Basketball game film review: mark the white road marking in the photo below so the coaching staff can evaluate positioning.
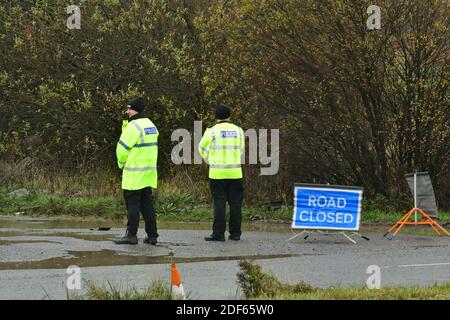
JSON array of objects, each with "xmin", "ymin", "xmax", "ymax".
[
  {"xmin": 397, "ymin": 262, "xmax": 450, "ymax": 268},
  {"xmin": 381, "ymin": 262, "xmax": 450, "ymax": 269}
]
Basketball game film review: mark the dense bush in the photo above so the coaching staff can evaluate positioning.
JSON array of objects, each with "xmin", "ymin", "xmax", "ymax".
[{"xmin": 0, "ymin": 0, "xmax": 448, "ymax": 209}]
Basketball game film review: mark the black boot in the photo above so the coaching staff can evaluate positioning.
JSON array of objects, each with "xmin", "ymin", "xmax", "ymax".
[
  {"xmin": 143, "ymin": 236, "xmax": 157, "ymax": 245},
  {"xmin": 204, "ymin": 234, "xmax": 225, "ymax": 241},
  {"xmin": 114, "ymin": 231, "xmax": 138, "ymax": 245}
]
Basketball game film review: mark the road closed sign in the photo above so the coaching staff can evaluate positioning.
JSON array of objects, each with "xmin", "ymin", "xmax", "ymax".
[{"xmin": 292, "ymin": 184, "xmax": 363, "ymax": 231}]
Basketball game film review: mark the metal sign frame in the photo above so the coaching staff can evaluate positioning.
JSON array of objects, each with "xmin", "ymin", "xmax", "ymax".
[
  {"xmin": 404, "ymin": 171, "xmax": 438, "ymax": 219},
  {"xmin": 384, "ymin": 171, "xmax": 449, "ymax": 239}
]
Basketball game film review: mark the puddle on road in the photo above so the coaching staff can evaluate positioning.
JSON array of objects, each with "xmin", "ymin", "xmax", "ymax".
[
  {"xmin": 0, "ymin": 250, "xmax": 305, "ymax": 270},
  {"xmin": 37, "ymin": 232, "xmax": 115, "ymax": 242},
  {"xmin": 0, "ymin": 217, "xmax": 290, "ymax": 233},
  {"xmin": 0, "ymin": 230, "xmax": 115, "ymax": 242},
  {"xmin": 0, "ymin": 216, "xmax": 445, "ymax": 236},
  {"xmin": 0, "ymin": 240, "xmax": 62, "ymax": 246},
  {"xmin": 0, "ymin": 218, "xmax": 208, "ymax": 230}
]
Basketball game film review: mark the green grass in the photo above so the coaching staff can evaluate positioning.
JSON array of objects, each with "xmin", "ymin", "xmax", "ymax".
[
  {"xmin": 64, "ymin": 261, "xmax": 450, "ymax": 300},
  {"xmin": 68, "ymin": 279, "xmax": 173, "ymax": 300},
  {"xmin": 237, "ymin": 260, "xmax": 450, "ymax": 300},
  {"xmin": 61, "ymin": 261, "xmax": 450, "ymax": 300},
  {"xmin": 0, "ymin": 189, "xmax": 449, "ymax": 224},
  {"xmin": 255, "ymin": 284, "xmax": 450, "ymax": 300},
  {"xmin": 363, "ymin": 210, "xmax": 450, "ymax": 224},
  {"xmin": 0, "ymin": 192, "xmax": 125, "ymax": 219},
  {"xmin": 1, "ymin": 165, "xmax": 449, "ymax": 223}
]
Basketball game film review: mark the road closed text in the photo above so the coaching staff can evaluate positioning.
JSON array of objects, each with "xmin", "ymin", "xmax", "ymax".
[
  {"xmin": 297, "ymin": 196, "xmax": 353, "ymax": 223},
  {"xmin": 293, "ymin": 187, "xmax": 363, "ymax": 230},
  {"xmin": 298, "ymin": 210, "xmax": 354, "ymax": 224}
]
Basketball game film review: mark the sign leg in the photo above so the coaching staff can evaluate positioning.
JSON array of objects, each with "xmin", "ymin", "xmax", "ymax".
[
  {"xmin": 341, "ymin": 232, "xmax": 357, "ymax": 244},
  {"xmin": 286, "ymin": 230, "xmax": 306, "ymax": 242},
  {"xmin": 353, "ymin": 232, "xmax": 370, "ymax": 241}
]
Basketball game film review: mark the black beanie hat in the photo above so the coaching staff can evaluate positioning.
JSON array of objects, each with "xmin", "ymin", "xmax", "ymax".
[
  {"xmin": 215, "ymin": 103, "xmax": 231, "ymax": 120},
  {"xmin": 128, "ymin": 97, "xmax": 145, "ymax": 113}
]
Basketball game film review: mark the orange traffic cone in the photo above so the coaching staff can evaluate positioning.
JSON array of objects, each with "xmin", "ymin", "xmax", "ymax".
[{"xmin": 171, "ymin": 263, "xmax": 186, "ymax": 300}]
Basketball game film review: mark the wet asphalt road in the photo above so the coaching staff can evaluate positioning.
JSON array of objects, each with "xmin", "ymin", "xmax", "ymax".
[{"xmin": 0, "ymin": 216, "xmax": 449, "ymax": 300}]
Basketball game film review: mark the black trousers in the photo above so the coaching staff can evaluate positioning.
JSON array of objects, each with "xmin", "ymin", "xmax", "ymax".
[
  {"xmin": 124, "ymin": 187, "xmax": 158, "ymax": 238},
  {"xmin": 209, "ymin": 179, "xmax": 244, "ymax": 237}
]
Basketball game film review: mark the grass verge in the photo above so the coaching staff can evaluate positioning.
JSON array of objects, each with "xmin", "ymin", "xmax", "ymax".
[
  {"xmin": 0, "ymin": 189, "xmax": 449, "ymax": 224},
  {"xmin": 237, "ymin": 260, "xmax": 450, "ymax": 300},
  {"xmin": 68, "ymin": 261, "xmax": 450, "ymax": 300},
  {"xmin": 68, "ymin": 279, "xmax": 173, "ymax": 300}
]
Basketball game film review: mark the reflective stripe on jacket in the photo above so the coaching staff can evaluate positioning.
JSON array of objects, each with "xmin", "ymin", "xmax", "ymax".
[
  {"xmin": 198, "ymin": 122, "xmax": 244, "ymax": 179},
  {"xmin": 116, "ymin": 118, "xmax": 158, "ymax": 190}
]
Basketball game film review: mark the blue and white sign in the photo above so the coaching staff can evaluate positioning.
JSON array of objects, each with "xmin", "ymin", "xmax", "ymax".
[
  {"xmin": 144, "ymin": 127, "xmax": 157, "ymax": 135},
  {"xmin": 220, "ymin": 131, "xmax": 237, "ymax": 138},
  {"xmin": 292, "ymin": 184, "xmax": 363, "ymax": 231}
]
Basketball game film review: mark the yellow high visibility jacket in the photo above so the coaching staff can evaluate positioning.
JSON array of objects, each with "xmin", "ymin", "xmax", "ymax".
[
  {"xmin": 116, "ymin": 117, "xmax": 158, "ymax": 190},
  {"xmin": 198, "ymin": 121, "xmax": 245, "ymax": 179}
]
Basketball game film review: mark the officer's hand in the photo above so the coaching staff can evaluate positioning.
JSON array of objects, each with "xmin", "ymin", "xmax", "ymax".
[{"xmin": 122, "ymin": 120, "xmax": 128, "ymax": 131}]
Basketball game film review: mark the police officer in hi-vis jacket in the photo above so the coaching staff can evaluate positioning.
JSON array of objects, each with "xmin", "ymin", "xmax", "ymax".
[
  {"xmin": 199, "ymin": 103, "xmax": 245, "ymax": 241},
  {"xmin": 115, "ymin": 97, "xmax": 159, "ymax": 245}
]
